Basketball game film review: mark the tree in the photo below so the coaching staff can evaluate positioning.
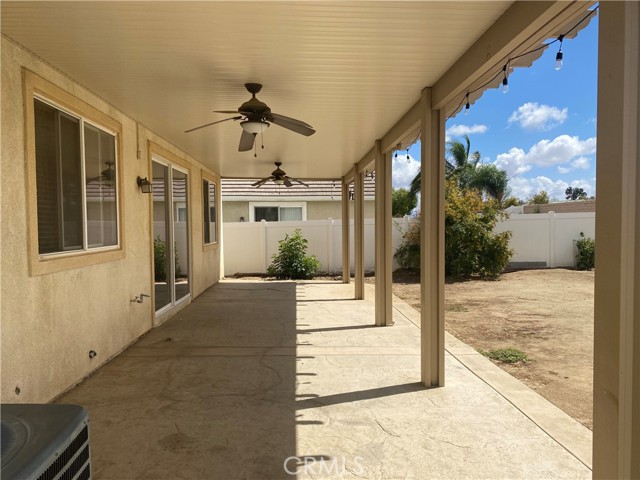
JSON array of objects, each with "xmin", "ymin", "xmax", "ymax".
[
  {"xmin": 409, "ymin": 135, "xmax": 509, "ymax": 205},
  {"xmin": 527, "ymin": 190, "xmax": 550, "ymax": 205},
  {"xmin": 394, "ymin": 179, "xmax": 513, "ymax": 279},
  {"xmin": 565, "ymin": 187, "xmax": 587, "ymax": 200},
  {"xmin": 392, "ymin": 188, "xmax": 418, "ymax": 217},
  {"xmin": 502, "ymin": 196, "xmax": 522, "ymax": 208},
  {"xmin": 468, "ymin": 164, "xmax": 510, "ymax": 204}
]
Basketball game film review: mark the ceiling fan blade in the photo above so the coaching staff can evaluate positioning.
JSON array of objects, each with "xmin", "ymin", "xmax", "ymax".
[
  {"xmin": 213, "ymin": 110, "xmax": 241, "ymax": 114},
  {"xmin": 288, "ymin": 177, "xmax": 309, "ymax": 187},
  {"xmin": 269, "ymin": 113, "xmax": 316, "ymax": 136},
  {"xmin": 238, "ymin": 130, "xmax": 256, "ymax": 151},
  {"xmin": 270, "ymin": 113, "xmax": 314, "ymax": 129},
  {"xmin": 284, "ymin": 178, "xmax": 293, "ymax": 188},
  {"xmin": 252, "ymin": 177, "xmax": 272, "ymax": 188},
  {"xmin": 185, "ymin": 116, "xmax": 241, "ymax": 133}
]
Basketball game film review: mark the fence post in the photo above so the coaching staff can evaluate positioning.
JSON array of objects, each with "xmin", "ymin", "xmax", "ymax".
[
  {"xmin": 548, "ymin": 211, "xmax": 556, "ymax": 268},
  {"xmin": 327, "ymin": 218, "xmax": 334, "ymax": 274},
  {"xmin": 260, "ymin": 219, "xmax": 268, "ymax": 273}
]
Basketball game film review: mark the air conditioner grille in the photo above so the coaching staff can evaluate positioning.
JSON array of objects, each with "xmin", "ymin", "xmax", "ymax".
[
  {"xmin": 77, "ymin": 464, "xmax": 90, "ymax": 480},
  {"xmin": 37, "ymin": 425, "xmax": 89, "ymax": 480}
]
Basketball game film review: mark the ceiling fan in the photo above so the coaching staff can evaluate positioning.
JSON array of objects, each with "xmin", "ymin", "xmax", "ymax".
[
  {"xmin": 185, "ymin": 83, "xmax": 316, "ymax": 153},
  {"xmin": 86, "ymin": 161, "xmax": 115, "ymax": 185},
  {"xmin": 252, "ymin": 162, "xmax": 309, "ymax": 188}
]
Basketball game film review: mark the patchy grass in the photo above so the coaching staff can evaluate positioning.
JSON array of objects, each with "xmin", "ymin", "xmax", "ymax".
[
  {"xmin": 446, "ymin": 303, "xmax": 467, "ymax": 312},
  {"xmin": 478, "ymin": 347, "xmax": 528, "ymax": 364}
]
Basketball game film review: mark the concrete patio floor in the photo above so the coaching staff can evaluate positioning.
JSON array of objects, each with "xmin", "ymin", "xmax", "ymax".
[{"xmin": 58, "ymin": 281, "xmax": 592, "ymax": 480}]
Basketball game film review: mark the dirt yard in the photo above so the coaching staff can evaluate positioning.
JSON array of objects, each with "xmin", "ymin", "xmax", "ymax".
[{"xmin": 388, "ymin": 269, "xmax": 595, "ymax": 430}]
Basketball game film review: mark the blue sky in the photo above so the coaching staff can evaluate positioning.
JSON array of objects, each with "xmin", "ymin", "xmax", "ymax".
[{"xmin": 393, "ymin": 11, "xmax": 598, "ymax": 201}]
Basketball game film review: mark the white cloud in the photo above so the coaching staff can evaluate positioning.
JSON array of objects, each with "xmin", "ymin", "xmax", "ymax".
[
  {"xmin": 509, "ymin": 176, "xmax": 595, "ymax": 201},
  {"xmin": 557, "ymin": 166, "xmax": 571, "ymax": 174},
  {"xmin": 493, "ymin": 135, "xmax": 596, "ymax": 177},
  {"xmin": 508, "ymin": 102, "xmax": 568, "ymax": 131},
  {"xmin": 571, "ymin": 156, "xmax": 591, "ymax": 170},
  {"xmin": 446, "ymin": 124, "xmax": 488, "ymax": 139},
  {"xmin": 392, "ymin": 154, "xmax": 420, "ymax": 190}
]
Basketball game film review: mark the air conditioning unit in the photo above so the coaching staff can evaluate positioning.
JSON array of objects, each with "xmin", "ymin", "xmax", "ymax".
[{"xmin": 1, "ymin": 404, "xmax": 91, "ymax": 480}]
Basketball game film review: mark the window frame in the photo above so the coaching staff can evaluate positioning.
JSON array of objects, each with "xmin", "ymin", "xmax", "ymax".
[
  {"xmin": 202, "ymin": 173, "xmax": 220, "ymax": 249},
  {"xmin": 248, "ymin": 202, "xmax": 307, "ymax": 222},
  {"xmin": 24, "ymin": 70, "xmax": 124, "ymax": 276}
]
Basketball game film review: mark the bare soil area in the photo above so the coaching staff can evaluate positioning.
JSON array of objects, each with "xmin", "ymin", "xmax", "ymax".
[{"xmin": 388, "ymin": 268, "xmax": 595, "ymax": 429}]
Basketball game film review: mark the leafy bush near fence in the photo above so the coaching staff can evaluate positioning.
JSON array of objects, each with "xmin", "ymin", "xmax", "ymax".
[
  {"xmin": 394, "ymin": 179, "xmax": 513, "ymax": 280},
  {"xmin": 268, "ymin": 229, "xmax": 321, "ymax": 280},
  {"xmin": 154, "ymin": 236, "xmax": 181, "ymax": 282},
  {"xmin": 575, "ymin": 232, "xmax": 595, "ymax": 271}
]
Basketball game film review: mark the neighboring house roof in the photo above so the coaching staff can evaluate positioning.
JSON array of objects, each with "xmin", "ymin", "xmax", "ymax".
[
  {"xmin": 221, "ymin": 177, "xmax": 375, "ymax": 201},
  {"xmin": 522, "ymin": 199, "xmax": 596, "ymax": 214}
]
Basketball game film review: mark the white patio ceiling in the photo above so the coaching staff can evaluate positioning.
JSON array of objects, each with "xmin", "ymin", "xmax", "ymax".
[{"xmin": 2, "ymin": 2, "xmax": 518, "ymax": 179}]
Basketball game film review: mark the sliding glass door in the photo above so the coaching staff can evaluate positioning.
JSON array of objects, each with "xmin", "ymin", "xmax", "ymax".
[{"xmin": 152, "ymin": 159, "xmax": 190, "ymax": 315}]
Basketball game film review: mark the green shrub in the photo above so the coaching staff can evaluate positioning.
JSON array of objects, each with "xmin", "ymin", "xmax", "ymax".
[
  {"xmin": 394, "ymin": 220, "xmax": 420, "ymax": 270},
  {"xmin": 154, "ymin": 236, "xmax": 167, "ymax": 282},
  {"xmin": 267, "ymin": 229, "xmax": 321, "ymax": 280},
  {"xmin": 153, "ymin": 236, "xmax": 181, "ymax": 282},
  {"xmin": 394, "ymin": 180, "xmax": 513, "ymax": 279},
  {"xmin": 575, "ymin": 233, "xmax": 595, "ymax": 270},
  {"xmin": 478, "ymin": 347, "xmax": 528, "ymax": 364}
]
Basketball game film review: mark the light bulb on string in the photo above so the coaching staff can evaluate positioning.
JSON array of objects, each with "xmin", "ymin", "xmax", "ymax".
[
  {"xmin": 464, "ymin": 94, "xmax": 470, "ymax": 115},
  {"xmin": 501, "ymin": 65, "xmax": 509, "ymax": 94},
  {"xmin": 406, "ymin": 148, "xmax": 410, "ymax": 162},
  {"xmin": 555, "ymin": 35, "xmax": 564, "ymax": 71}
]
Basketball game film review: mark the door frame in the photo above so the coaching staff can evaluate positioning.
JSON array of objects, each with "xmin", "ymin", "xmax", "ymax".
[{"xmin": 147, "ymin": 142, "xmax": 193, "ymax": 326}]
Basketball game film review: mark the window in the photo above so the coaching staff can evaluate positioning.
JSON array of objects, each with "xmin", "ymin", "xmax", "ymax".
[
  {"xmin": 251, "ymin": 203, "xmax": 305, "ymax": 222},
  {"xmin": 203, "ymin": 179, "xmax": 217, "ymax": 244},
  {"xmin": 34, "ymin": 97, "xmax": 118, "ymax": 255}
]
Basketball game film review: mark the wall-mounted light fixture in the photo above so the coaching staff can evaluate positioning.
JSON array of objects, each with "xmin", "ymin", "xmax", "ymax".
[{"xmin": 137, "ymin": 176, "xmax": 153, "ymax": 193}]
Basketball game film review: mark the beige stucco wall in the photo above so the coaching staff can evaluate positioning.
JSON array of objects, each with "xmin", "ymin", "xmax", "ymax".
[
  {"xmin": 222, "ymin": 200, "xmax": 375, "ymax": 222},
  {"xmin": 0, "ymin": 37, "xmax": 221, "ymax": 403}
]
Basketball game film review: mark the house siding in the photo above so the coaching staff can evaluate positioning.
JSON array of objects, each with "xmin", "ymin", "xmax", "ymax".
[
  {"xmin": 0, "ymin": 38, "xmax": 221, "ymax": 403},
  {"xmin": 222, "ymin": 200, "xmax": 375, "ymax": 222}
]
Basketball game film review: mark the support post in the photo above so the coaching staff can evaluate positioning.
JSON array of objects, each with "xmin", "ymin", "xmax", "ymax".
[
  {"xmin": 342, "ymin": 177, "xmax": 350, "ymax": 284},
  {"xmin": 375, "ymin": 140, "xmax": 393, "ymax": 326},
  {"xmin": 354, "ymin": 166, "xmax": 365, "ymax": 300},
  {"xmin": 593, "ymin": 3, "xmax": 640, "ymax": 478},
  {"xmin": 420, "ymin": 88, "xmax": 445, "ymax": 387}
]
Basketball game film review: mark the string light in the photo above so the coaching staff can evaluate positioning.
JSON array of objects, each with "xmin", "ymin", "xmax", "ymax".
[
  {"xmin": 406, "ymin": 148, "xmax": 410, "ymax": 161},
  {"xmin": 555, "ymin": 34, "xmax": 564, "ymax": 70},
  {"xmin": 394, "ymin": 143, "xmax": 401, "ymax": 159},
  {"xmin": 501, "ymin": 65, "xmax": 509, "ymax": 94},
  {"xmin": 448, "ymin": 6, "xmax": 597, "ymax": 119}
]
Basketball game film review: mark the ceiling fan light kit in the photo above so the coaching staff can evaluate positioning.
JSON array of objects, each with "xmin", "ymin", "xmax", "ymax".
[{"xmin": 240, "ymin": 120, "xmax": 269, "ymax": 135}]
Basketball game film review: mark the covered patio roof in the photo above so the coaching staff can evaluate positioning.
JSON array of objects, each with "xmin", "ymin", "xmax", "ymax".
[{"xmin": 0, "ymin": 1, "xmax": 586, "ymax": 179}]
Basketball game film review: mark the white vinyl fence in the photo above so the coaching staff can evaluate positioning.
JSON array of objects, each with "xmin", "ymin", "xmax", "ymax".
[
  {"xmin": 223, "ymin": 218, "xmax": 410, "ymax": 276},
  {"xmin": 495, "ymin": 212, "xmax": 595, "ymax": 268},
  {"xmin": 222, "ymin": 212, "xmax": 595, "ymax": 276}
]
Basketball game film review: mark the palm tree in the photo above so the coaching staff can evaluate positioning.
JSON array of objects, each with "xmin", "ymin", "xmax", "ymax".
[
  {"xmin": 469, "ymin": 164, "xmax": 510, "ymax": 204},
  {"xmin": 409, "ymin": 135, "xmax": 509, "ymax": 204}
]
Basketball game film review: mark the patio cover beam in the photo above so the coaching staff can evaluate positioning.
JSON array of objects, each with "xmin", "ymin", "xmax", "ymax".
[
  {"xmin": 342, "ymin": 177, "xmax": 350, "ymax": 284},
  {"xmin": 431, "ymin": 1, "xmax": 592, "ymax": 112},
  {"xmin": 374, "ymin": 140, "xmax": 393, "ymax": 326},
  {"xmin": 354, "ymin": 166, "xmax": 365, "ymax": 300},
  {"xmin": 593, "ymin": 2, "xmax": 640, "ymax": 478},
  {"xmin": 420, "ymin": 87, "xmax": 445, "ymax": 387}
]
